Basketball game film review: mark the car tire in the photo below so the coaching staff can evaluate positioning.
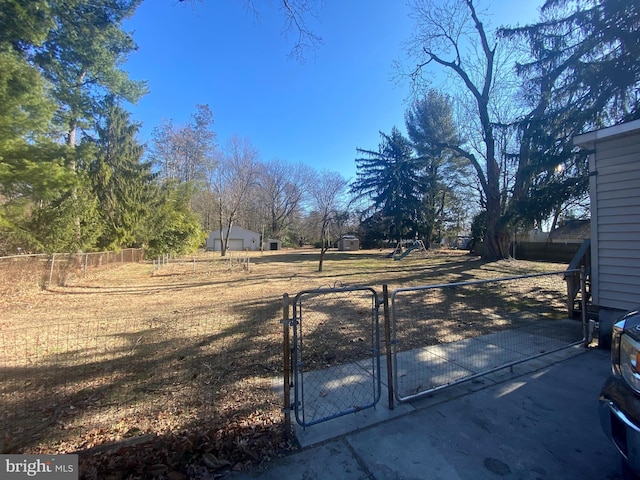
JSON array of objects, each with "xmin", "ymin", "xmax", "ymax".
[{"xmin": 622, "ymin": 459, "xmax": 640, "ymax": 480}]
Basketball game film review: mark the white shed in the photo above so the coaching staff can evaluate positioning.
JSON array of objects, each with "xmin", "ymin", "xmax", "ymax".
[
  {"xmin": 206, "ymin": 226, "xmax": 282, "ymax": 252},
  {"xmin": 574, "ymin": 119, "xmax": 640, "ymax": 339},
  {"xmin": 206, "ymin": 226, "xmax": 261, "ymax": 251}
]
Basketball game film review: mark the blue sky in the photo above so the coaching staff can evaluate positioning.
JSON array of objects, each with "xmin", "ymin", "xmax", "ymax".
[{"xmin": 122, "ymin": 0, "xmax": 543, "ymax": 182}]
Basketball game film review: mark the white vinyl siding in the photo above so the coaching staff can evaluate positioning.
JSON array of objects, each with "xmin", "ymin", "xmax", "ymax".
[
  {"xmin": 206, "ymin": 226, "xmax": 261, "ymax": 252},
  {"xmin": 591, "ymin": 130, "xmax": 640, "ymax": 311}
]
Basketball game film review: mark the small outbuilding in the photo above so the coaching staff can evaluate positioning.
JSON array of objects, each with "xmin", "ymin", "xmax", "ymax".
[
  {"xmin": 206, "ymin": 226, "xmax": 281, "ymax": 252},
  {"xmin": 337, "ymin": 235, "xmax": 359, "ymax": 251}
]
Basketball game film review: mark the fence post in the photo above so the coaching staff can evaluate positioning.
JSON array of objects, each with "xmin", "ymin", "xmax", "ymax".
[
  {"xmin": 580, "ymin": 266, "xmax": 588, "ymax": 347},
  {"xmin": 382, "ymin": 285, "xmax": 394, "ymax": 410},
  {"xmin": 282, "ymin": 293, "xmax": 292, "ymax": 439},
  {"xmin": 48, "ymin": 253, "xmax": 55, "ymax": 287}
]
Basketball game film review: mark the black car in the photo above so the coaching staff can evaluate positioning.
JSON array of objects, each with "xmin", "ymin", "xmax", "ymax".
[{"xmin": 600, "ymin": 309, "xmax": 640, "ymax": 479}]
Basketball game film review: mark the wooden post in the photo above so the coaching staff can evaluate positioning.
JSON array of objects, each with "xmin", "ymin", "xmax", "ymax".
[
  {"xmin": 383, "ymin": 285, "xmax": 394, "ymax": 410},
  {"xmin": 282, "ymin": 294, "xmax": 291, "ymax": 439},
  {"xmin": 48, "ymin": 253, "xmax": 55, "ymax": 287}
]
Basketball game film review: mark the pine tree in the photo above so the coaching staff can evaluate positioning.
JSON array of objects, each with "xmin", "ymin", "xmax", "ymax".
[
  {"xmin": 351, "ymin": 127, "xmax": 426, "ymax": 243},
  {"xmin": 90, "ymin": 99, "xmax": 155, "ymax": 250},
  {"xmin": 0, "ymin": 1, "xmax": 70, "ymax": 253},
  {"xmin": 501, "ymin": 0, "xmax": 640, "ymax": 225},
  {"xmin": 405, "ymin": 90, "xmax": 472, "ymax": 245},
  {"xmin": 35, "ymin": 0, "xmax": 147, "ymax": 148}
]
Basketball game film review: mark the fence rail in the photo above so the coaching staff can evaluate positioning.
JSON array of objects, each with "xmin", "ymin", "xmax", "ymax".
[
  {"xmin": 389, "ymin": 269, "xmax": 585, "ymax": 402},
  {"xmin": 283, "ymin": 269, "xmax": 587, "ymax": 422}
]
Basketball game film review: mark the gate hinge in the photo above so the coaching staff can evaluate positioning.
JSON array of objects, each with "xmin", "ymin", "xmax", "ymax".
[
  {"xmin": 281, "ymin": 401, "xmax": 298, "ymax": 413},
  {"xmin": 281, "ymin": 317, "xmax": 298, "ymax": 327}
]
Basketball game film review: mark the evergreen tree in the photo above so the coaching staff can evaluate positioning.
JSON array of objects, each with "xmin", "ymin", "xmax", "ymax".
[
  {"xmin": 34, "ymin": 0, "xmax": 147, "ymax": 148},
  {"xmin": 351, "ymin": 127, "xmax": 426, "ymax": 243},
  {"xmin": 27, "ymin": 175, "xmax": 103, "ymax": 253},
  {"xmin": 405, "ymin": 90, "xmax": 472, "ymax": 244},
  {"xmin": 90, "ymin": 99, "xmax": 155, "ymax": 250},
  {"xmin": 145, "ymin": 181, "xmax": 206, "ymax": 258},
  {"xmin": 500, "ymin": 0, "xmax": 640, "ymax": 226},
  {"xmin": 0, "ymin": 0, "xmax": 71, "ymax": 253}
]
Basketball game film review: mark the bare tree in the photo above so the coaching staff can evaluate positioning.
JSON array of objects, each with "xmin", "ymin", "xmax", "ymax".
[
  {"xmin": 151, "ymin": 104, "xmax": 217, "ymax": 184},
  {"xmin": 179, "ymin": 0, "xmax": 323, "ymax": 60},
  {"xmin": 404, "ymin": 0, "xmax": 511, "ymax": 260},
  {"xmin": 211, "ymin": 135, "xmax": 260, "ymax": 256},
  {"xmin": 307, "ymin": 170, "xmax": 349, "ymax": 272},
  {"xmin": 256, "ymin": 159, "xmax": 313, "ymax": 243}
]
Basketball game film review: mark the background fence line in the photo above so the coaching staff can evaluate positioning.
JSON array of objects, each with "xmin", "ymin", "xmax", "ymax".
[{"xmin": 0, "ymin": 248, "xmax": 144, "ymax": 292}]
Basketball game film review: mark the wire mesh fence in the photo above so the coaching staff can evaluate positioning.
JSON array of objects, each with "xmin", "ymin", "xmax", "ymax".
[
  {"xmin": 0, "ymin": 249, "xmax": 144, "ymax": 293},
  {"xmin": 0, "ymin": 302, "xmax": 277, "ymax": 454},
  {"xmin": 291, "ymin": 287, "xmax": 381, "ymax": 427},
  {"xmin": 151, "ymin": 251, "xmax": 252, "ymax": 276},
  {"xmin": 390, "ymin": 270, "xmax": 585, "ymax": 402}
]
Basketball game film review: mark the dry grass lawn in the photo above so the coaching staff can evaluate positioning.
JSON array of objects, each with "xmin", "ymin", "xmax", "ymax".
[{"xmin": 0, "ymin": 248, "xmax": 570, "ymax": 479}]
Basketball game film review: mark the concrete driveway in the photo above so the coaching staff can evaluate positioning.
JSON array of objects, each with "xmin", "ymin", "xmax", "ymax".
[{"xmin": 229, "ymin": 347, "xmax": 623, "ymax": 480}]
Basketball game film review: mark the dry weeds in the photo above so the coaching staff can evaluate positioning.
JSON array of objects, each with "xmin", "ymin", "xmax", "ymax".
[{"xmin": 0, "ymin": 248, "xmax": 570, "ymax": 479}]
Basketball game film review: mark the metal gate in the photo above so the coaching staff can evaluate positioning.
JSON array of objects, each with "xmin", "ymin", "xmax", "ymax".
[
  {"xmin": 390, "ymin": 270, "xmax": 587, "ymax": 403},
  {"xmin": 281, "ymin": 269, "xmax": 588, "ymax": 426},
  {"xmin": 287, "ymin": 287, "xmax": 381, "ymax": 427}
]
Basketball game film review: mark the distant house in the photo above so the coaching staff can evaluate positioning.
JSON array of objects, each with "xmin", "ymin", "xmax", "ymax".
[
  {"xmin": 337, "ymin": 235, "xmax": 359, "ymax": 251},
  {"xmin": 574, "ymin": 119, "xmax": 640, "ymax": 340},
  {"xmin": 206, "ymin": 226, "xmax": 281, "ymax": 252}
]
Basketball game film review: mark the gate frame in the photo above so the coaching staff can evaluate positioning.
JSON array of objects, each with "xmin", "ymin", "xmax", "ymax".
[
  {"xmin": 282, "ymin": 268, "xmax": 588, "ymax": 426},
  {"xmin": 286, "ymin": 286, "xmax": 382, "ymax": 427},
  {"xmin": 389, "ymin": 268, "xmax": 588, "ymax": 403}
]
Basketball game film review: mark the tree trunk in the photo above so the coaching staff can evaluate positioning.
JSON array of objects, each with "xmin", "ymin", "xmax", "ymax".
[
  {"xmin": 217, "ymin": 198, "xmax": 227, "ymax": 257},
  {"xmin": 318, "ymin": 227, "xmax": 328, "ymax": 272},
  {"xmin": 483, "ymin": 185, "xmax": 511, "ymax": 261}
]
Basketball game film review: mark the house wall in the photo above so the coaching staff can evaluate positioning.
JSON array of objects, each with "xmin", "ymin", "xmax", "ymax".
[{"xmin": 586, "ymin": 124, "xmax": 640, "ymax": 313}]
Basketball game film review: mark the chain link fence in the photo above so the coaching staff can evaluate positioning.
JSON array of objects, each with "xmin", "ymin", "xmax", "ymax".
[{"xmin": 390, "ymin": 270, "xmax": 585, "ymax": 402}]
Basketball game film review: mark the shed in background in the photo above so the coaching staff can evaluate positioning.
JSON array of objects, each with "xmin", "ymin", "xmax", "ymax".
[
  {"xmin": 206, "ymin": 226, "xmax": 261, "ymax": 251},
  {"xmin": 337, "ymin": 236, "xmax": 359, "ymax": 251}
]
